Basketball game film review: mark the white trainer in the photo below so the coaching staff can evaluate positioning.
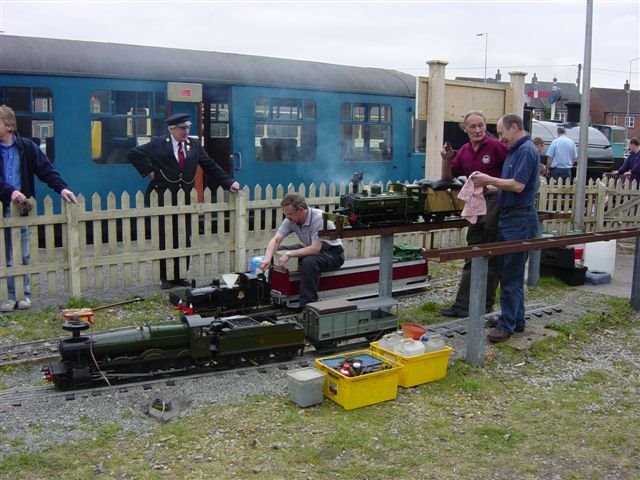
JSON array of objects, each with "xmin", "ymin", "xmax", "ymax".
[
  {"xmin": 17, "ymin": 298, "xmax": 32, "ymax": 310},
  {"xmin": 0, "ymin": 300, "xmax": 17, "ymax": 312}
]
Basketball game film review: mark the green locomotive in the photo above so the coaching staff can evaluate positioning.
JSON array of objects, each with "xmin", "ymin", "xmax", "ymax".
[
  {"xmin": 334, "ymin": 173, "xmax": 464, "ymax": 227},
  {"xmin": 44, "ymin": 299, "xmax": 399, "ymax": 390}
]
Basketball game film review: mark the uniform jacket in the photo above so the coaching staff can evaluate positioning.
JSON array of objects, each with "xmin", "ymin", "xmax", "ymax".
[
  {"xmin": 0, "ymin": 135, "xmax": 69, "ymax": 208},
  {"xmin": 127, "ymin": 135, "xmax": 235, "ymax": 204}
]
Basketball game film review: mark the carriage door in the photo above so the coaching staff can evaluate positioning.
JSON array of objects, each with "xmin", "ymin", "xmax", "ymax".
[
  {"xmin": 203, "ymin": 86, "xmax": 233, "ymax": 191},
  {"xmin": 167, "ymin": 82, "xmax": 204, "ymax": 197}
]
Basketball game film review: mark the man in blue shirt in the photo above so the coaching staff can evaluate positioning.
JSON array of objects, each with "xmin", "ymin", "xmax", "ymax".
[
  {"xmin": 0, "ymin": 105, "xmax": 77, "ymax": 311},
  {"xmin": 612, "ymin": 137, "xmax": 640, "ymax": 184},
  {"xmin": 472, "ymin": 114, "xmax": 540, "ymax": 343},
  {"xmin": 546, "ymin": 126, "xmax": 577, "ymax": 181}
]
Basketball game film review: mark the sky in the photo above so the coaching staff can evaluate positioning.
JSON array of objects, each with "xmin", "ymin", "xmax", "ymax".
[{"xmin": 1, "ymin": 0, "xmax": 639, "ymax": 90}]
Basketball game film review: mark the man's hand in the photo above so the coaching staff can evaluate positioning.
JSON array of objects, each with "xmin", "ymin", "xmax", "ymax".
[
  {"xmin": 10, "ymin": 190, "xmax": 26, "ymax": 204},
  {"xmin": 277, "ymin": 251, "xmax": 291, "ymax": 267},
  {"xmin": 440, "ymin": 142, "xmax": 455, "ymax": 162},
  {"xmin": 229, "ymin": 181, "xmax": 240, "ymax": 193},
  {"xmin": 61, "ymin": 189, "xmax": 78, "ymax": 204}
]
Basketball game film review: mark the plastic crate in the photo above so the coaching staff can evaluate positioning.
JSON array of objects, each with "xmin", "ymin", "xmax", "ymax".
[
  {"xmin": 315, "ymin": 350, "xmax": 402, "ymax": 410},
  {"xmin": 370, "ymin": 342, "xmax": 453, "ymax": 388},
  {"xmin": 287, "ymin": 367, "xmax": 325, "ymax": 408}
]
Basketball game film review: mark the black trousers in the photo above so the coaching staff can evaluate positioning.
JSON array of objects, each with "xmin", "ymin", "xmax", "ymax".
[
  {"xmin": 158, "ymin": 213, "xmax": 191, "ymax": 282},
  {"xmin": 285, "ymin": 245, "xmax": 344, "ymax": 308},
  {"xmin": 148, "ymin": 185, "xmax": 192, "ymax": 283},
  {"xmin": 453, "ymin": 195, "xmax": 499, "ymax": 310}
]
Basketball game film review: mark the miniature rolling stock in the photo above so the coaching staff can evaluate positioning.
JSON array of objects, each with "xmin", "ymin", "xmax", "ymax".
[
  {"xmin": 43, "ymin": 299, "xmax": 399, "ymax": 390},
  {"xmin": 335, "ymin": 176, "xmax": 465, "ymax": 228}
]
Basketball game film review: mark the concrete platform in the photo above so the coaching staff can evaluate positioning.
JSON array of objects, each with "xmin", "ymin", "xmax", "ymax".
[
  {"xmin": 574, "ymin": 241, "xmax": 636, "ymax": 299},
  {"xmin": 508, "ymin": 325, "xmax": 560, "ymax": 350}
]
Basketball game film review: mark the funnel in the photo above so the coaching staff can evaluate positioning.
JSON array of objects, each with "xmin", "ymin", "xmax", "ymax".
[
  {"xmin": 222, "ymin": 273, "xmax": 239, "ymax": 288},
  {"xmin": 401, "ymin": 323, "xmax": 426, "ymax": 340}
]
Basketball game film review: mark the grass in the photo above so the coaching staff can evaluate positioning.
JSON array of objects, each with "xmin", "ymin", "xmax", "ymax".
[{"xmin": 0, "ymin": 288, "xmax": 638, "ymax": 479}]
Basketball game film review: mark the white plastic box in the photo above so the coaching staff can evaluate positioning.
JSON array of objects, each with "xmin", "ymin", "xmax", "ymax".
[
  {"xmin": 287, "ymin": 367, "xmax": 325, "ymax": 407},
  {"xmin": 584, "ymin": 240, "xmax": 616, "ymax": 275}
]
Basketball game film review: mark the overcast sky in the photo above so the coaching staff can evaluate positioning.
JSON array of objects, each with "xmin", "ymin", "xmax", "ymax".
[{"xmin": 1, "ymin": 0, "xmax": 639, "ymax": 90}]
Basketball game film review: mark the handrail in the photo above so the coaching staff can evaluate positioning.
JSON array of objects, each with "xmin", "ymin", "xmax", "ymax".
[{"xmin": 423, "ymin": 228, "xmax": 640, "ymax": 261}]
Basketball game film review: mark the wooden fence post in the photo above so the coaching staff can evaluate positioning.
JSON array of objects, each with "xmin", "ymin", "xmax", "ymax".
[
  {"xmin": 235, "ymin": 188, "xmax": 248, "ymax": 272},
  {"xmin": 596, "ymin": 179, "xmax": 606, "ymax": 230},
  {"xmin": 66, "ymin": 200, "xmax": 82, "ymax": 298}
]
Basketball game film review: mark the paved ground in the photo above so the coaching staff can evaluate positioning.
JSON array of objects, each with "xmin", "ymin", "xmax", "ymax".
[{"xmin": 575, "ymin": 239, "xmax": 636, "ymax": 299}]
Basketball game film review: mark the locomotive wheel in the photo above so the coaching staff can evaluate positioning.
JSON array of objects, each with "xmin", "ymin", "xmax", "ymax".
[
  {"xmin": 142, "ymin": 349, "xmax": 166, "ymax": 360},
  {"xmin": 55, "ymin": 375, "xmax": 73, "ymax": 391}
]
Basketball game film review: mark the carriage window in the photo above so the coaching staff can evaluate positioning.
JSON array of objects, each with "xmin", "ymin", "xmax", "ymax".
[
  {"xmin": 340, "ymin": 103, "xmax": 392, "ymax": 161},
  {"xmin": 254, "ymin": 98, "xmax": 316, "ymax": 162},
  {"xmin": 0, "ymin": 87, "xmax": 55, "ymax": 160},
  {"xmin": 90, "ymin": 89, "xmax": 167, "ymax": 164},
  {"xmin": 209, "ymin": 102, "xmax": 230, "ymax": 138}
]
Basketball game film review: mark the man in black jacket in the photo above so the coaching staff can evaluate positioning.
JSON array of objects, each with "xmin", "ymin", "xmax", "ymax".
[
  {"xmin": 0, "ymin": 105, "xmax": 77, "ymax": 311},
  {"xmin": 127, "ymin": 113, "xmax": 240, "ymax": 289}
]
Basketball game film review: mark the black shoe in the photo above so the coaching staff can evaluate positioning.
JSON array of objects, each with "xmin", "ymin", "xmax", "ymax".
[
  {"xmin": 440, "ymin": 305, "xmax": 468, "ymax": 317},
  {"xmin": 485, "ymin": 316, "xmax": 524, "ymax": 333},
  {"xmin": 173, "ymin": 279, "xmax": 191, "ymax": 287},
  {"xmin": 160, "ymin": 281, "xmax": 173, "ymax": 290},
  {"xmin": 487, "ymin": 328, "xmax": 512, "ymax": 343}
]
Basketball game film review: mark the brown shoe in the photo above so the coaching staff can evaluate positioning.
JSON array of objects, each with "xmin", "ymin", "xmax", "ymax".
[
  {"xmin": 485, "ymin": 317, "xmax": 524, "ymax": 333},
  {"xmin": 487, "ymin": 328, "xmax": 511, "ymax": 343}
]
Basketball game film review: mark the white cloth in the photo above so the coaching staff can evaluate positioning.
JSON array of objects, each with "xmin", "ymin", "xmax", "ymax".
[{"xmin": 458, "ymin": 173, "xmax": 486, "ymax": 224}]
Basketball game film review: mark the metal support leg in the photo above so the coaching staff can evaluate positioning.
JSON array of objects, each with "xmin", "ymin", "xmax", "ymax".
[
  {"xmin": 379, "ymin": 234, "xmax": 394, "ymax": 300},
  {"xmin": 527, "ymin": 218, "xmax": 543, "ymax": 286},
  {"xmin": 466, "ymin": 255, "xmax": 489, "ymax": 367},
  {"xmin": 528, "ymin": 250, "xmax": 540, "ymax": 286},
  {"xmin": 631, "ymin": 236, "xmax": 640, "ymax": 311}
]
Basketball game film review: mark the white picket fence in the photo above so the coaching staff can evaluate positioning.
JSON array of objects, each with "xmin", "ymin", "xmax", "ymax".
[{"xmin": 1, "ymin": 178, "xmax": 638, "ymax": 302}]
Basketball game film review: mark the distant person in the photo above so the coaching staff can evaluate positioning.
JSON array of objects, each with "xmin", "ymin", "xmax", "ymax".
[
  {"xmin": 611, "ymin": 137, "xmax": 640, "ymax": 184},
  {"xmin": 472, "ymin": 114, "xmax": 540, "ymax": 343},
  {"xmin": 127, "ymin": 113, "xmax": 240, "ymax": 290},
  {"xmin": 258, "ymin": 193, "xmax": 344, "ymax": 309},
  {"xmin": 546, "ymin": 126, "xmax": 577, "ymax": 181},
  {"xmin": 532, "ymin": 137, "xmax": 547, "ymax": 177},
  {"xmin": 439, "ymin": 110, "xmax": 508, "ymax": 318},
  {"xmin": 0, "ymin": 105, "xmax": 77, "ymax": 312}
]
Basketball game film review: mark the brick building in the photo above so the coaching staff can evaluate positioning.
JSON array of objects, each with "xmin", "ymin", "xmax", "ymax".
[{"xmin": 590, "ymin": 86, "xmax": 640, "ymax": 141}]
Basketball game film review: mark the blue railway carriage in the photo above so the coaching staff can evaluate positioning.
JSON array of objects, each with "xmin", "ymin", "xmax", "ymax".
[{"xmin": 0, "ymin": 35, "xmax": 425, "ymax": 201}]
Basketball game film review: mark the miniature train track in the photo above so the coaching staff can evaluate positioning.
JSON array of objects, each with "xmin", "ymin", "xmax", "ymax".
[{"xmin": 423, "ymin": 303, "xmax": 563, "ymax": 337}]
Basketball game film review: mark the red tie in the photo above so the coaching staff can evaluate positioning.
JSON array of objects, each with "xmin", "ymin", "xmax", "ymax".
[{"xmin": 177, "ymin": 142, "xmax": 185, "ymax": 169}]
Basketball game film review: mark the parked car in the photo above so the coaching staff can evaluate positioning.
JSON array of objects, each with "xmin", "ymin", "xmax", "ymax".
[{"xmin": 531, "ymin": 120, "xmax": 613, "ymax": 179}]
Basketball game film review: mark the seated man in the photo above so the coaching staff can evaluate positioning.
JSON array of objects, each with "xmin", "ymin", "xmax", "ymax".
[{"xmin": 259, "ymin": 193, "xmax": 344, "ymax": 308}]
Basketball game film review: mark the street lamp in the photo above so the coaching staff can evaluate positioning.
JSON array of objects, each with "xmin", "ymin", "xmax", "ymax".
[
  {"xmin": 476, "ymin": 32, "xmax": 488, "ymax": 83},
  {"xmin": 625, "ymin": 57, "xmax": 640, "ymax": 142}
]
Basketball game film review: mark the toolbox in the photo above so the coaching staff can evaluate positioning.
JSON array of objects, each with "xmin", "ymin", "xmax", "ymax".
[
  {"xmin": 315, "ymin": 350, "xmax": 402, "ymax": 410},
  {"xmin": 540, "ymin": 247, "xmax": 586, "ymax": 286},
  {"xmin": 370, "ymin": 342, "xmax": 453, "ymax": 388},
  {"xmin": 540, "ymin": 264, "xmax": 587, "ymax": 286}
]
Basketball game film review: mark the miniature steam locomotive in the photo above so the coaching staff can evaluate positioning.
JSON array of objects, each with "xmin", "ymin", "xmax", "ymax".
[
  {"xmin": 43, "ymin": 298, "xmax": 398, "ymax": 390},
  {"xmin": 169, "ymin": 254, "xmax": 428, "ymax": 315},
  {"xmin": 334, "ymin": 172, "xmax": 464, "ymax": 228}
]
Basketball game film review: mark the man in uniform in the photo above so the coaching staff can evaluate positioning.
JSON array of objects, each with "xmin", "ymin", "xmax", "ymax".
[{"xmin": 128, "ymin": 113, "xmax": 240, "ymax": 289}]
